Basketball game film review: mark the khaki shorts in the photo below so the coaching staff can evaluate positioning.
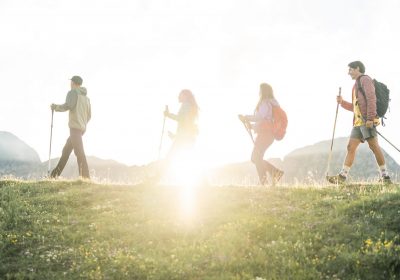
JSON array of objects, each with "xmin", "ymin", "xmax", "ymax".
[{"xmin": 350, "ymin": 126, "xmax": 377, "ymax": 143}]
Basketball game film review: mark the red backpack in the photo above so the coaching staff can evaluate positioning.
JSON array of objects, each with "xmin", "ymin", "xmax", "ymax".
[{"xmin": 272, "ymin": 106, "xmax": 288, "ymax": 140}]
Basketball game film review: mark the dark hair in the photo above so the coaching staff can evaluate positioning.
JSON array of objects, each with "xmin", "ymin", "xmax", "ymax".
[{"xmin": 348, "ymin": 61, "xmax": 365, "ymax": 74}]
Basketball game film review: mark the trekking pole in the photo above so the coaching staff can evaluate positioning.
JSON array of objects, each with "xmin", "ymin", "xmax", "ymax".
[
  {"xmin": 158, "ymin": 105, "xmax": 168, "ymax": 160},
  {"xmin": 47, "ymin": 108, "xmax": 54, "ymax": 175},
  {"xmin": 377, "ymin": 130, "xmax": 400, "ymax": 153},
  {"xmin": 326, "ymin": 87, "xmax": 341, "ymax": 176},
  {"xmin": 239, "ymin": 117, "xmax": 255, "ymax": 144}
]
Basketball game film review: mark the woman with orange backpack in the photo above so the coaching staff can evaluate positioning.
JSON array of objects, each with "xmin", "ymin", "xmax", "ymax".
[{"xmin": 239, "ymin": 83, "xmax": 285, "ymax": 186}]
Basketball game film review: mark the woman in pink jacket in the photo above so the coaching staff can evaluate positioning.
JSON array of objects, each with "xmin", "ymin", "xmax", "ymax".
[{"xmin": 239, "ymin": 83, "xmax": 284, "ymax": 186}]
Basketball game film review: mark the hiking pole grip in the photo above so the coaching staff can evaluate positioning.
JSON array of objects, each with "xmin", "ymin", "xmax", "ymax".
[{"xmin": 240, "ymin": 117, "xmax": 254, "ymax": 144}]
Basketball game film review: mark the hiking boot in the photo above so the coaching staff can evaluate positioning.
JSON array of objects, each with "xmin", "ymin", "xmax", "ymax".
[
  {"xmin": 260, "ymin": 175, "xmax": 268, "ymax": 186},
  {"xmin": 49, "ymin": 169, "xmax": 59, "ymax": 179},
  {"xmin": 272, "ymin": 169, "xmax": 284, "ymax": 185},
  {"xmin": 326, "ymin": 174, "xmax": 346, "ymax": 184},
  {"xmin": 379, "ymin": 175, "xmax": 392, "ymax": 185}
]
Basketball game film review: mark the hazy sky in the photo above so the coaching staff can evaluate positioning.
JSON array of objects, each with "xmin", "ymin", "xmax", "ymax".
[{"xmin": 1, "ymin": 0, "xmax": 400, "ymax": 167}]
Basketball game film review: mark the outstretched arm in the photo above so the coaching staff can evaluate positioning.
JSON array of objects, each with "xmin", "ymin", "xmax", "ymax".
[
  {"xmin": 164, "ymin": 106, "xmax": 178, "ymax": 121},
  {"xmin": 51, "ymin": 90, "xmax": 78, "ymax": 112},
  {"xmin": 340, "ymin": 100, "xmax": 353, "ymax": 112},
  {"xmin": 165, "ymin": 111, "xmax": 179, "ymax": 121},
  {"xmin": 337, "ymin": 95, "xmax": 353, "ymax": 112},
  {"xmin": 238, "ymin": 113, "xmax": 260, "ymax": 123},
  {"xmin": 165, "ymin": 104, "xmax": 192, "ymax": 122}
]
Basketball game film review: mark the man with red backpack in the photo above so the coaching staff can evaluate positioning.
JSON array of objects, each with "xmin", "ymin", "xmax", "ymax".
[
  {"xmin": 327, "ymin": 61, "xmax": 392, "ymax": 184},
  {"xmin": 239, "ymin": 83, "xmax": 286, "ymax": 186}
]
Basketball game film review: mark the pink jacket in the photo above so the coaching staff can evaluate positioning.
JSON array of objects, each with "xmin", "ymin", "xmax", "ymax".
[{"xmin": 341, "ymin": 75, "xmax": 377, "ymax": 121}]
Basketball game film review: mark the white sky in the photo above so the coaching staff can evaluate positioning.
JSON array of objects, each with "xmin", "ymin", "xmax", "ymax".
[{"xmin": 1, "ymin": 0, "xmax": 400, "ymax": 167}]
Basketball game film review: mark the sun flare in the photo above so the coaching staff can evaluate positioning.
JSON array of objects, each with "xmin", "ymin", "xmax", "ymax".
[
  {"xmin": 162, "ymin": 150, "xmax": 207, "ymax": 220},
  {"xmin": 163, "ymin": 150, "xmax": 206, "ymax": 188}
]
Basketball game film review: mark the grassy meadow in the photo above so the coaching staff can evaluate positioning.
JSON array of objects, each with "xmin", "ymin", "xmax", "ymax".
[{"xmin": 1, "ymin": 180, "xmax": 400, "ymax": 279}]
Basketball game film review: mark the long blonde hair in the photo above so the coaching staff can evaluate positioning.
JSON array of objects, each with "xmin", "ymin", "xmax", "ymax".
[
  {"xmin": 180, "ymin": 89, "xmax": 199, "ymax": 119},
  {"xmin": 255, "ymin": 83, "xmax": 275, "ymax": 112}
]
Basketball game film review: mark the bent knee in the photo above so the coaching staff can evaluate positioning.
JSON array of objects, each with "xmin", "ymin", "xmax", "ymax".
[
  {"xmin": 347, "ymin": 143, "xmax": 356, "ymax": 153},
  {"xmin": 347, "ymin": 139, "xmax": 360, "ymax": 153}
]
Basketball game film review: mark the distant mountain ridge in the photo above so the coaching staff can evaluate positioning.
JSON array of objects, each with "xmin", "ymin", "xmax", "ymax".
[
  {"xmin": 0, "ymin": 131, "xmax": 41, "ymax": 178},
  {"xmin": 0, "ymin": 131, "xmax": 40, "ymax": 163},
  {"xmin": 0, "ymin": 131, "xmax": 399, "ymax": 184},
  {"xmin": 283, "ymin": 137, "xmax": 400, "ymax": 183},
  {"xmin": 209, "ymin": 137, "xmax": 400, "ymax": 185}
]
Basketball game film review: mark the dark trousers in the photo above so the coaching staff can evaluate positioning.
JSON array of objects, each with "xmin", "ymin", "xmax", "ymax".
[
  {"xmin": 50, "ymin": 128, "xmax": 90, "ymax": 179},
  {"xmin": 251, "ymin": 132, "xmax": 277, "ymax": 183}
]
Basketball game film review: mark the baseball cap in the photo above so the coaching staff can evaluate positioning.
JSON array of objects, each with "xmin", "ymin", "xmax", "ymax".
[{"xmin": 70, "ymin": 76, "xmax": 83, "ymax": 85}]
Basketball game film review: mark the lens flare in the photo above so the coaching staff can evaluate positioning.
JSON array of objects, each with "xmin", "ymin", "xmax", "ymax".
[
  {"xmin": 164, "ymin": 150, "xmax": 206, "ymax": 221},
  {"xmin": 164, "ymin": 151, "xmax": 204, "ymax": 188}
]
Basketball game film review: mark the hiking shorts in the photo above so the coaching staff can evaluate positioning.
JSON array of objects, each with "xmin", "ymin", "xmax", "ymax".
[{"xmin": 350, "ymin": 125, "xmax": 377, "ymax": 143}]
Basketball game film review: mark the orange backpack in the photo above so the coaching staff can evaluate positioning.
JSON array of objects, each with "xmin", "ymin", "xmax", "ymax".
[{"xmin": 272, "ymin": 106, "xmax": 288, "ymax": 140}]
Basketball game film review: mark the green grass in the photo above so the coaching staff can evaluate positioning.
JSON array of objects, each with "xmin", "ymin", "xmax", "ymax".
[{"xmin": 1, "ymin": 180, "xmax": 400, "ymax": 279}]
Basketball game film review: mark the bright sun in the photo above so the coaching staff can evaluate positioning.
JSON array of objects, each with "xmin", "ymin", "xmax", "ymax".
[
  {"xmin": 162, "ymin": 149, "xmax": 207, "ymax": 220},
  {"xmin": 164, "ymin": 151, "xmax": 205, "ymax": 187}
]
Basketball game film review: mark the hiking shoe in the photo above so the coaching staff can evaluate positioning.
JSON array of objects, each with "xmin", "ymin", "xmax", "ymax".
[
  {"xmin": 326, "ymin": 174, "xmax": 346, "ymax": 184},
  {"xmin": 379, "ymin": 175, "xmax": 392, "ymax": 185},
  {"xmin": 260, "ymin": 175, "xmax": 268, "ymax": 186},
  {"xmin": 272, "ymin": 169, "xmax": 284, "ymax": 185}
]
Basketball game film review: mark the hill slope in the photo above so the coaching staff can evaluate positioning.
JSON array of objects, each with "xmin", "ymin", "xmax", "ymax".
[
  {"xmin": 211, "ymin": 137, "xmax": 400, "ymax": 185},
  {"xmin": 43, "ymin": 156, "xmax": 143, "ymax": 183},
  {"xmin": 1, "ymin": 180, "xmax": 399, "ymax": 279},
  {"xmin": 0, "ymin": 131, "xmax": 41, "ymax": 178},
  {"xmin": 1, "ymin": 131, "xmax": 399, "ymax": 184},
  {"xmin": 0, "ymin": 131, "xmax": 40, "ymax": 163},
  {"xmin": 284, "ymin": 137, "xmax": 400, "ymax": 182}
]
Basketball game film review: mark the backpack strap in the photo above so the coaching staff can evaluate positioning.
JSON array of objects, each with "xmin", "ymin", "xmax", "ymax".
[
  {"xmin": 356, "ymin": 75, "xmax": 370, "ymax": 124},
  {"xmin": 356, "ymin": 74, "xmax": 367, "ymax": 99}
]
